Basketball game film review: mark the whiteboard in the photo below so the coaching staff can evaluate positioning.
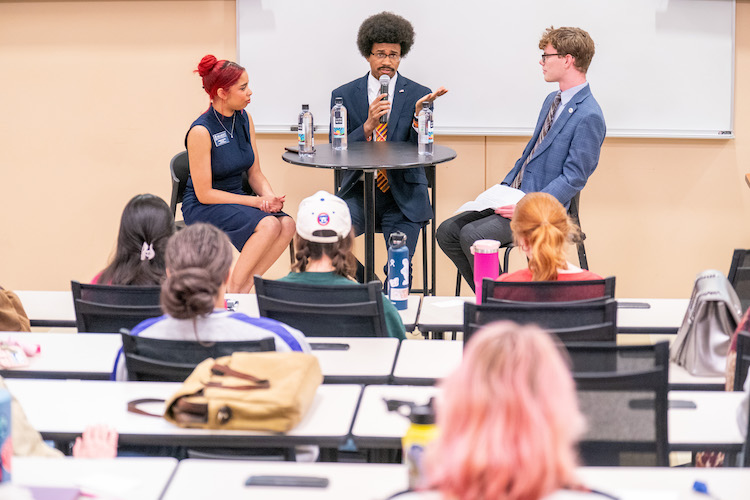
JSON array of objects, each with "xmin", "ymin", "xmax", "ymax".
[{"xmin": 238, "ymin": 0, "xmax": 734, "ymax": 138}]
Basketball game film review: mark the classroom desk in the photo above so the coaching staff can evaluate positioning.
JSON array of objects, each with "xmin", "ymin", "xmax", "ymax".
[
  {"xmin": 417, "ymin": 296, "xmax": 689, "ymax": 334},
  {"xmin": 19, "ymin": 290, "xmax": 420, "ymax": 333},
  {"xmin": 311, "ymin": 337, "xmax": 400, "ymax": 384},
  {"xmin": 11, "ymin": 457, "xmax": 177, "ymax": 500},
  {"xmin": 391, "ymin": 339, "xmax": 725, "ymax": 390},
  {"xmin": 0, "ymin": 332, "xmax": 400, "ymax": 384},
  {"xmin": 162, "ymin": 459, "xmax": 408, "ymax": 500},
  {"xmin": 351, "ymin": 385, "xmax": 746, "ymax": 453},
  {"xmin": 5, "ymin": 379, "xmax": 361, "ymax": 449},
  {"xmin": 15, "ymin": 290, "xmax": 76, "ymax": 328},
  {"xmin": 0, "ymin": 332, "xmax": 121, "ymax": 380},
  {"xmin": 160, "ymin": 461, "xmax": 750, "ymax": 500}
]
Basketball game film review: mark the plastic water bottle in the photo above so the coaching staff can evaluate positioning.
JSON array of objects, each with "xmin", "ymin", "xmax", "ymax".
[
  {"xmin": 387, "ymin": 231, "xmax": 409, "ymax": 310},
  {"xmin": 331, "ymin": 97, "xmax": 348, "ymax": 151},
  {"xmin": 298, "ymin": 104, "xmax": 314, "ymax": 157},
  {"xmin": 417, "ymin": 101, "xmax": 434, "ymax": 156}
]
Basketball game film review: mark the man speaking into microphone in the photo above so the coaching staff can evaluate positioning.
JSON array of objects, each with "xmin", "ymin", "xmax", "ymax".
[{"xmin": 330, "ymin": 11, "xmax": 447, "ymax": 285}]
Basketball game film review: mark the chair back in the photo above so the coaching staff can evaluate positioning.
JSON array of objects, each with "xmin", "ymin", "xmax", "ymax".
[
  {"xmin": 463, "ymin": 299, "xmax": 617, "ymax": 345},
  {"xmin": 565, "ymin": 341, "xmax": 670, "ymax": 466},
  {"xmin": 254, "ymin": 276, "xmax": 389, "ymax": 337},
  {"xmin": 482, "ymin": 276, "xmax": 615, "ymax": 304},
  {"xmin": 728, "ymin": 249, "xmax": 750, "ymax": 313},
  {"xmin": 735, "ymin": 332, "xmax": 750, "ymax": 391},
  {"xmin": 169, "ymin": 151, "xmax": 190, "ymax": 219},
  {"xmin": 71, "ymin": 280, "xmax": 162, "ymax": 333},
  {"xmin": 120, "ymin": 332, "xmax": 276, "ymax": 382}
]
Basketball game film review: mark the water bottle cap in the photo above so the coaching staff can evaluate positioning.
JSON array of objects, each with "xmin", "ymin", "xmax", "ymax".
[
  {"xmin": 471, "ymin": 239, "xmax": 501, "ymax": 254},
  {"xmin": 334, "ymin": 97, "xmax": 343, "ymax": 105},
  {"xmin": 421, "ymin": 101, "xmax": 430, "ymax": 108},
  {"xmin": 409, "ymin": 404, "xmax": 436, "ymax": 425},
  {"xmin": 302, "ymin": 104, "xmax": 309, "ymax": 110},
  {"xmin": 388, "ymin": 231, "xmax": 407, "ymax": 248}
]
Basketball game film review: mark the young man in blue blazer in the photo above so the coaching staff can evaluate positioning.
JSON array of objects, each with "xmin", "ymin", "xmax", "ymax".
[
  {"xmin": 437, "ymin": 26, "xmax": 606, "ymax": 290},
  {"xmin": 331, "ymin": 11, "xmax": 447, "ymax": 284}
]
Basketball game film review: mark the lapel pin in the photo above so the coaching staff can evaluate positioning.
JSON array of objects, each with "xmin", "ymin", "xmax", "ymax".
[
  {"xmin": 568, "ymin": 108, "xmax": 573, "ymax": 113},
  {"xmin": 399, "ymin": 89, "xmax": 405, "ymax": 93}
]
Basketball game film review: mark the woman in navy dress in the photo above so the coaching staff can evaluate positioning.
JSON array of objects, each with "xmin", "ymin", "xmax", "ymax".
[{"xmin": 185, "ymin": 55, "xmax": 295, "ymax": 293}]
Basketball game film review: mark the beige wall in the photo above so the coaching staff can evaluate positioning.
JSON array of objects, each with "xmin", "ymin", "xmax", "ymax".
[{"xmin": 2, "ymin": 1, "xmax": 749, "ymax": 299}]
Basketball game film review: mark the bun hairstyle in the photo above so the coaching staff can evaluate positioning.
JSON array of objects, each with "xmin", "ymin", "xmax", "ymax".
[
  {"xmin": 97, "ymin": 194, "xmax": 175, "ymax": 286},
  {"xmin": 510, "ymin": 192, "xmax": 580, "ymax": 281},
  {"xmin": 195, "ymin": 54, "xmax": 245, "ymax": 100},
  {"xmin": 160, "ymin": 223, "xmax": 233, "ymax": 320}
]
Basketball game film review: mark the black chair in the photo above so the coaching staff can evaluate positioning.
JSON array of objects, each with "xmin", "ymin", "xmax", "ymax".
[
  {"xmin": 455, "ymin": 191, "xmax": 589, "ymax": 295},
  {"xmin": 169, "ymin": 150, "xmax": 293, "ymax": 262},
  {"xmin": 482, "ymin": 276, "xmax": 615, "ymax": 304},
  {"xmin": 734, "ymin": 332, "xmax": 750, "ymax": 392},
  {"xmin": 333, "ymin": 166, "xmax": 436, "ymax": 296},
  {"xmin": 71, "ymin": 281, "xmax": 162, "ymax": 333},
  {"xmin": 463, "ymin": 299, "xmax": 617, "ymax": 345},
  {"xmin": 728, "ymin": 249, "xmax": 750, "ymax": 313},
  {"xmin": 254, "ymin": 276, "xmax": 389, "ymax": 337},
  {"xmin": 565, "ymin": 341, "xmax": 670, "ymax": 466},
  {"xmin": 120, "ymin": 332, "xmax": 276, "ymax": 382}
]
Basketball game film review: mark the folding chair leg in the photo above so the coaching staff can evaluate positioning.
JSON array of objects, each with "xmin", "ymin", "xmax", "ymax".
[
  {"xmin": 455, "ymin": 269, "xmax": 462, "ymax": 296},
  {"xmin": 577, "ymin": 240, "xmax": 588, "ymax": 270}
]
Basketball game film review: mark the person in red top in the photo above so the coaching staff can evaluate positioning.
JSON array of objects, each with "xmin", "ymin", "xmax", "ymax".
[{"xmin": 498, "ymin": 192, "xmax": 602, "ymax": 282}]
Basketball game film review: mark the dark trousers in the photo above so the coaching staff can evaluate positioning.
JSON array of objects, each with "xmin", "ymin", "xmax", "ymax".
[
  {"xmin": 343, "ymin": 181, "xmax": 422, "ymax": 285},
  {"xmin": 436, "ymin": 209, "xmax": 513, "ymax": 291}
]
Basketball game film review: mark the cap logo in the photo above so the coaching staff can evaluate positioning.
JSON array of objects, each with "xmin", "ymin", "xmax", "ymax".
[{"xmin": 317, "ymin": 213, "xmax": 330, "ymax": 226}]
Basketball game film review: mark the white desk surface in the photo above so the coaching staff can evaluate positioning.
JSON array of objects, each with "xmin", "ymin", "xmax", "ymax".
[
  {"xmin": 575, "ymin": 467, "xmax": 750, "ymax": 500},
  {"xmin": 163, "ymin": 459, "xmax": 408, "ymax": 500},
  {"xmin": 16, "ymin": 290, "xmax": 76, "ymax": 327},
  {"xmin": 11, "ymin": 457, "xmax": 177, "ymax": 500},
  {"xmin": 20, "ymin": 290, "xmax": 420, "ymax": 332},
  {"xmin": 616, "ymin": 298, "xmax": 689, "ymax": 334},
  {"xmin": 0, "ymin": 332, "xmax": 120, "ymax": 380},
  {"xmin": 5, "ymin": 379, "xmax": 361, "ymax": 448},
  {"xmin": 309, "ymin": 337, "xmax": 399, "ymax": 384},
  {"xmin": 0, "ymin": 332, "xmax": 399, "ymax": 384},
  {"xmin": 163, "ymin": 461, "xmax": 750, "ymax": 500},
  {"xmin": 392, "ymin": 339, "xmax": 725, "ymax": 390},
  {"xmin": 352, "ymin": 385, "xmax": 746, "ymax": 452},
  {"xmin": 417, "ymin": 296, "xmax": 689, "ymax": 334},
  {"xmin": 669, "ymin": 390, "xmax": 745, "ymax": 450}
]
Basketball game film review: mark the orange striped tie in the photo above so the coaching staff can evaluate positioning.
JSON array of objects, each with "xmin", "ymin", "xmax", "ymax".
[{"xmin": 375, "ymin": 123, "xmax": 389, "ymax": 192}]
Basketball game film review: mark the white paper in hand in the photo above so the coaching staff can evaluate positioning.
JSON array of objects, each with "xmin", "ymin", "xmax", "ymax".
[{"xmin": 455, "ymin": 184, "xmax": 525, "ymax": 213}]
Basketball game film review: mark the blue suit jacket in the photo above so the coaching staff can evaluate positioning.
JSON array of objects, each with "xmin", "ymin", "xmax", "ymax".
[
  {"xmin": 502, "ymin": 85, "xmax": 606, "ymax": 208},
  {"xmin": 331, "ymin": 73, "xmax": 433, "ymax": 223}
]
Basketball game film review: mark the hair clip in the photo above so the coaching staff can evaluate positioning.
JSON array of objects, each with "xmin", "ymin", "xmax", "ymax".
[{"xmin": 140, "ymin": 242, "xmax": 156, "ymax": 261}]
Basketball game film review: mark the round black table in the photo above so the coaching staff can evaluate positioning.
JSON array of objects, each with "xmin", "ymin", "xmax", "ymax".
[{"xmin": 282, "ymin": 142, "xmax": 457, "ymax": 283}]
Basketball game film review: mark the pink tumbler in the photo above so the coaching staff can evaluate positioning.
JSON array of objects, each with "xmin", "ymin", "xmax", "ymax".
[{"xmin": 471, "ymin": 239, "xmax": 501, "ymax": 304}]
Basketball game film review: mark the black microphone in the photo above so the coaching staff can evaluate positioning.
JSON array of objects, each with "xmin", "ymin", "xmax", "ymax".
[{"xmin": 379, "ymin": 74, "xmax": 390, "ymax": 124}]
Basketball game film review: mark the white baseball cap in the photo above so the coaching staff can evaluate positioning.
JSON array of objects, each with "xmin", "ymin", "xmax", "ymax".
[{"xmin": 296, "ymin": 191, "xmax": 352, "ymax": 243}]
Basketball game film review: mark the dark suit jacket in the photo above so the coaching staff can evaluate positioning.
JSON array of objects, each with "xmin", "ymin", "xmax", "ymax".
[
  {"xmin": 502, "ymin": 84, "xmax": 606, "ymax": 208},
  {"xmin": 331, "ymin": 73, "xmax": 433, "ymax": 223}
]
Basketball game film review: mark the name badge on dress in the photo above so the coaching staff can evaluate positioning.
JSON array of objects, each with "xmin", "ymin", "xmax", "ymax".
[{"xmin": 213, "ymin": 131, "xmax": 230, "ymax": 147}]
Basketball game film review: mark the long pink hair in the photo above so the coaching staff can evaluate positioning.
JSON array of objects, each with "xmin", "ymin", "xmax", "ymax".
[{"xmin": 423, "ymin": 322, "xmax": 585, "ymax": 500}]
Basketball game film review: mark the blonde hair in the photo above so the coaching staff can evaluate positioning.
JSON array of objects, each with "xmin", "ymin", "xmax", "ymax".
[
  {"xmin": 539, "ymin": 26, "xmax": 595, "ymax": 74},
  {"xmin": 424, "ymin": 322, "xmax": 585, "ymax": 500},
  {"xmin": 511, "ymin": 193, "xmax": 580, "ymax": 281}
]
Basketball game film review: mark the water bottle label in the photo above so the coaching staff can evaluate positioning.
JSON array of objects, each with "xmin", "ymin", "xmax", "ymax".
[
  {"xmin": 333, "ymin": 116, "xmax": 345, "ymax": 137},
  {"xmin": 427, "ymin": 121, "xmax": 434, "ymax": 144},
  {"xmin": 418, "ymin": 115, "xmax": 430, "ymax": 144},
  {"xmin": 390, "ymin": 287, "xmax": 408, "ymax": 301},
  {"xmin": 298, "ymin": 131, "xmax": 305, "ymax": 145}
]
